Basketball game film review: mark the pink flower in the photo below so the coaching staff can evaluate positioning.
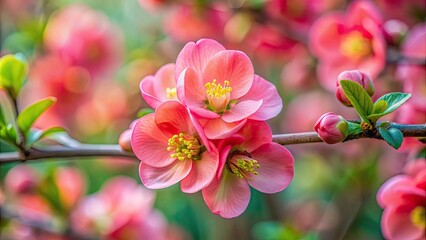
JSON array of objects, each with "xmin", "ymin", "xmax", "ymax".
[
  {"xmin": 314, "ymin": 112, "xmax": 349, "ymax": 144},
  {"xmin": 309, "ymin": 0, "xmax": 386, "ymax": 91},
  {"xmin": 164, "ymin": 3, "xmax": 230, "ymax": 42},
  {"xmin": 5, "ymin": 165, "xmax": 38, "ymax": 195},
  {"xmin": 377, "ymin": 159, "xmax": 426, "ymax": 240},
  {"xmin": 140, "ymin": 63, "xmax": 178, "ymax": 109},
  {"xmin": 396, "ymin": 23, "xmax": 426, "ymax": 112},
  {"xmin": 44, "ymin": 4, "xmax": 124, "ymax": 78},
  {"xmin": 202, "ymin": 120, "xmax": 294, "ymax": 218},
  {"xmin": 54, "ymin": 166, "xmax": 85, "ymax": 210},
  {"xmin": 175, "ymin": 38, "xmax": 282, "ymax": 139},
  {"xmin": 132, "ymin": 101, "xmax": 219, "ymax": 193},
  {"xmin": 71, "ymin": 177, "xmax": 168, "ymax": 240},
  {"xmin": 336, "ymin": 70, "xmax": 375, "ymax": 106}
]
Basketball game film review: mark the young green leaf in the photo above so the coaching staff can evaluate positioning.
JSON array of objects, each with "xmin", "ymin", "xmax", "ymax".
[
  {"xmin": 0, "ymin": 54, "xmax": 29, "ymax": 98},
  {"xmin": 376, "ymin": 92, "xmax": 411, "ymax": 115},
  {"xmin": 379, "ymin": 126, "xmax": 403, "ymax": 149},
  {"xmin": 368, "ymin": 93, "xmax": 411, "ymax": 122},
  {"xmin": 17, "ymin": 97, "xmax": 56, "ymax": 135},
  {"xmin": 340, "ymin": 80, "xmax": 373, "ymax": 123},
  {"xmin": 26, "ymin": 127, "xmax": 67, "ymax": 149}
]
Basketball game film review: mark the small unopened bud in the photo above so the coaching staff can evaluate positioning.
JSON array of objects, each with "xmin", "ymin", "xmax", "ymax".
[
  {"xmin": 5, "ymin": 165, "xmax": 38, "ymax": 194},
  {"xmin": 119, "ymin": 120, "xmax": 137, "ymax": 152},
  {"xmin": 336, "ymin": 70, "xmax": 375, "ymax": 107},
  {"xmin": 315, "ymin": 112, "xmax": 349, "ymax": 144}
]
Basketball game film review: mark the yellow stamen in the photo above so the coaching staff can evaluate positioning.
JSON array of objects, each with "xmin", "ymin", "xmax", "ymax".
[
  {"xmin": 166, "ymin": 87, "xmax": 177, "ymax": 99},
  {"xmin": 167, "ymin": 133, "xmax": 201, "ymax": 161},
  {"xmin": 204, "ymin": 79, "xmax": 232, "ymax": 113},
  {"xmin": 411, "ymin": 206, "xmax": 425, "ymax": 229},
  {"xmin": 340, "ymin": 31, "xmax": 372, "ymax": 59},
  {"xmin": 229, "ymin": 156, "xmax": 260, "ymax": 181}
]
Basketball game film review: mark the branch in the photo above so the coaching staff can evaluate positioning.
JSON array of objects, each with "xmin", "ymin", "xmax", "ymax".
[{"xmin": 0, "ymin": 123, "xmax": 424, "ymax": 163}]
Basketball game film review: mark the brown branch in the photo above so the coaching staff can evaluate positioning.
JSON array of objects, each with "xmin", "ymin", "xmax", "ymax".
[{"xmin": 0, "ymin": 123, "xmax": 424, "ymax": 164}]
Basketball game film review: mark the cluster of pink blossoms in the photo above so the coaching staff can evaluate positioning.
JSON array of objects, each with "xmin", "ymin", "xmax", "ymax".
[{"xmin": 131, "ymin": 39, "xmax": 294, "ymax": 218}]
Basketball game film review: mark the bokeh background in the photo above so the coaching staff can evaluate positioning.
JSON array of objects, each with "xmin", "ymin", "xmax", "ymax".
[{"xmin": 0, "ymin": 0, "xmax": 425, "ymax": 239}]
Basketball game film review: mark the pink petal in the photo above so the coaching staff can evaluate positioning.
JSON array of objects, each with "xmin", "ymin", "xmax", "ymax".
[
  {"xmin": 152, "ymin": 63, "xmax": 176, "ymax": 98},
  {"xmin": 177, "ymin": 68, "xmax": 206, "ymax": 107},
  {"xmin": 154, "ymin": 101, "xmax": 194, "ymax": 136},
  {"xmin": 204, "ymin": 118, "xmax": 247, "ymax": 139},
  {"xmin": 381, "ymin": 206, "xmax": 424, "ymax": 240},
  {"xmin": 175, "ymin": 39, "xmax": 225, "ymax": 80},
  {"xmin": 139, "ymin": 160, "xmax": 192, "ymax": 189},
  {"xmin": 248, "ymin": 143, "xmax": 294, "ymax": 193},
  {"xmin": 221, "ymin": 100, "xmax": 263, "ymax": 123},
  {"xmin": 140, "ymin": 76, "xmax": 162, "ymax": 109},
  {"xmin": 189, "ymin": 106, "xmax": 221, "ymax": 119},
  {"xmin": 239, "ymin": 75, "xmax": 282, "ymax": 121},
  {"xmin": 202, "ymin": 168, "xmax": 251, "ymax": 218},
  {"xmin": 309, "ymin": 13, "xmax": 345, "ymax": 61},
  {"xmin": 181, "ymin": 150, "xmax": 219, "ymax": 193},
  {"xmin": 238, "ymin": 120, "xmax": 272, "ymax": 152},
  {"xmin": 376, "ymin": 176, "xmax": 413, "ymax": 207},
  {"xmin": 131, "ymin": 115, "xmax": 174, "ymax": 167},
  {"xmin": 202, "ymin": 50, "xmax": 254, "ymax": 99}
]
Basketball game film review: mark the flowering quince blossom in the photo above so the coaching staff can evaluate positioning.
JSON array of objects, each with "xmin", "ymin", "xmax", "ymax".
[
  {"xmin": 377, "ymin": 160, "xmax": 426, "ymax": 240},
  {"xmin": 71, "ymin": 177, "xmax": 168, "ymax": 240},
  {"xmin": 140, "ymin": 63, "xmax": 178, "ymax": 109},
  {"xmin": 132, "ymin": 101, "xmax": 219, "ymax": 193},
  {"xmin": 336, "ymin": 70, "xmax": 375, "ymax": 107},
  {"xmin": 175, "ymin": 38, "xmax": 282, "ymax": 139},
  {"xmin": 314, "ymin": 112, "xmax": 349, "ymax": 144},
  {"xmin": 202, "ymin": 120, "xmax": 294, "ymax": 218},
  {"xmin": 309, "ymin": 0, "xmax": 386, "ymax": 91}
]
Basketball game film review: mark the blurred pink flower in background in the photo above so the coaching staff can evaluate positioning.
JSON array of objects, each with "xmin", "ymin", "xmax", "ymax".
[
  {"xmin": 71, "ymin": 177, "xmax": 169, "ymax": 240},
  {"xmin": 54, "ymin": 166, "xmax": 86, "ymax": 210},
  {"xmin": 202, "ymin": 120, "xmax": 294, "ymax": 218},
  {"xmin": 140, "ymin": 63, "xmax": 177, "ymax": 109},
  {"xmin": 44, "ymin": 4, "xmax": 124, "ymax": 78},
  {"xmin": 377, "ymin": 159, "xmax": 426, "ymax": 240},
  {"xmin": 309, "ymin": 0, "xmax": 386, "ymax": 91},
  {"xmin": 164, "ymin": 3, "xmax": 230, "ymax": 42},
  {"xmin": 265, "ymin": 0, "xmax": 344, "ymax": 32},
  {"xmin": 138, "ymin": 0, "xmax": 167, "ymax": 12},
  {"xmin": 176, "ymin": 39, "xmax": 282, "ymax": 139},
  {"xmin": 375, "ymin": 0, "xmax": 426, "ymax": 26},
  {"xmin": 5, "ymin": 165, "xmax": 38, "ymax": 195},
  {"xmin": 396, "ymin": 23, "xmax": 426, "ymax": 112},
  {"xmin": 132, "ymin": 101, "xmax": 219, "ymax": 193}
]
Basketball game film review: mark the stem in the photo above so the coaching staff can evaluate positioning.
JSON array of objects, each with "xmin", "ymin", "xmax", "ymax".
[
  {"xmin": 0, "ymin": 123, "xmax": 424, "ymax": 163},
  {"xmin": 10, "ymin": 94, "xmax": 27, "ymax": 154}
]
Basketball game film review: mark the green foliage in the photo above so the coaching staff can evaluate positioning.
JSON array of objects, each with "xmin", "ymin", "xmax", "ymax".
[
  {"xmin": 26, "ymin": 127, "xmax": 67, "ymax": 149},
  {"xmin": 17, "ymin": 97, "xmax": 56, "ymax": 136},
  {"xmin": 378, "ymin": 124, "xmax": 404, "ymax": 149},
  {"xmin": 367, "ymin": 93, "xmax": 411, "ymax": 123},
  {"xmin": 0, "ymin": 54, "xmax": 28, "ymax": 99},
  {"xmin": 137, "ymin": 108, "xmax": 154, "ymax": 118},
  {"xmin": 340, "ymin": 80, "xmax": 373, "ymax": 124}
]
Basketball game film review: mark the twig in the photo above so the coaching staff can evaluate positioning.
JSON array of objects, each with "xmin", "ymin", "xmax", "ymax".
[{"xmin": 0, "ymin": 123, "xmax": 424, "ymax": 163}]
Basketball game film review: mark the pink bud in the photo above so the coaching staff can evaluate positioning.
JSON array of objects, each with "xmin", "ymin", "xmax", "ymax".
[
  {"xmin": 336, "ymin": 70, "xmax": 375, "ymax": 107},
  {"xmin": 5, "ymin": 165, "xmax": 38, "ymax": 194},
  {"xmin": 314, "ymin": 112, "xmax": 349, "ymax": 144},
  {"xmin": 119, "ymin": 120, "xmax": 137, "ymax": 152}
]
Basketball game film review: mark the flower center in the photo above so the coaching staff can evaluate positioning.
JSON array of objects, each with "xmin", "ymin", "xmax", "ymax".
[
  {"xmin": 228, "ymin": 155, "xmax": 260, "ymax": 181},
  {"xmin": 167, "ymin": 133, "xmax": 201, "ymax": 161},
  {"xmin": 340, "ymin": 32, "xmax": 372, "ymax": 59},
  {"xmin": 166, "ymin": 87, "xmax": 177, "ymax": 99},
  {"xmin": 205, "ymin": 79, "xmax": 232, "ymax": 113},
  {"xmin": 410, "ymin": 206, "xmax": 425, "ymax": 229}
]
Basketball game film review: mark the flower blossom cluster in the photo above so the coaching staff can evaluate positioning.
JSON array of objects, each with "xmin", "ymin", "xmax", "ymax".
[{"xmin": 130, "ymin": 39, "xmax": 294, "ymax": 218}]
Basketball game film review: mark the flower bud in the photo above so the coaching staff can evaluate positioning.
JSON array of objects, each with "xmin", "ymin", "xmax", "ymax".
[
  {"xmin": 119, "ymin": 120, "xmax": 137, "ymax": 152},
  {"xmin": 5, "ymin": 165, "xmax": 38, "ymax": 195},
  {"xmin": 336, "ymin": 70, "xmax": 375, "ymax": 107},
  {"xmin": 314, "ymin": 112, "xmax": 349, "ymax": 144}
]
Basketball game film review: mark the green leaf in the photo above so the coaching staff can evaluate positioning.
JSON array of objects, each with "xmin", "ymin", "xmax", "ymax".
[
  {"xmin": 17, "ymin": 97, "xmax": 56, "ymax": 135},
  {"xmin": 0, "ymin": 105, "xmax": 6, "ymax": 127},
  {"xmin": 368, "ymin": 93, "xmax": 411, "ymax": 122},
  {"xmin": 340, "ymin": 80, "xmax": 373, "ymax": 123},
  {"xmin": 379, "ymin": 126, "xmax": 403, "ymax": 149},
  {"xmin": 26, "ymin": 127, "xmax": 67, "ymax": 148},
  {"xmin": 137, "ymin": 108, "xmax": 154, "ymax": 118},
  {"xmin": 0, "ymin": 54, "xmax": 29, "ymax": 98},
  {"xmin": 376, "ymin": 92, "xmax": 411, "ymax": 115}
]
